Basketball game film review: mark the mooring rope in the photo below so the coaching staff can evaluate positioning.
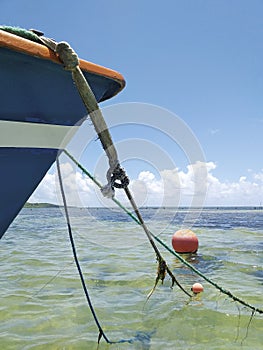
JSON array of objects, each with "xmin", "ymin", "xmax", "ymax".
[
  {"xmin": 38, "ymin": 34, "xmax": 188, "ymax": 301},
  {"xmin": 56, "ymin": 157, "xmax": 113, "ymax": 345},
  {"xmin": 56, "ymin": 156, "xmax": 159, "ymax": 346},
  {"xmin": 32, "ymin": 32, "xmax": 186, "ymax": 344},
  {"xmin": 64, "ymin": 150, "xmax": 263, "ymax": 316}
]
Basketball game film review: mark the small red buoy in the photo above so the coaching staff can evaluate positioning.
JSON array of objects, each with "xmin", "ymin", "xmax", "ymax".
[
  {"xmin": 191, "ymin": 282, "xmax": 204, "ymax": 294},
  {"xmin": 171, "ymin": 229, "xmax": 198, "ymax": 253}
]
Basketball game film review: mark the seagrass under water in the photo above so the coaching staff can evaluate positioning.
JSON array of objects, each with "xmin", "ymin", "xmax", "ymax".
[{"xmin": 0, "ymin": 207, "xmax": 262, "ymax": 349}]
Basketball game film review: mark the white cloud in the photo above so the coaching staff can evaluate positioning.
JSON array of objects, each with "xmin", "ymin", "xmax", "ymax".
[
  {"xmin": 29, "ymin": 162, "xmax": 97, "ymax": 207},
  {"xmin": 29, "ymin": 172, "xmax": 57, "ymax": 204},
  {"xmin": 29, "ymin": 161, "xmax": 263, "ymax": 207},
  {"xmin": 254, "ymin": 171, "xmax": 263, "ymax": 183}
]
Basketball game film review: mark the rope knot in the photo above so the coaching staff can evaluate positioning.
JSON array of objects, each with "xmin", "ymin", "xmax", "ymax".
[
  {"xmin": 56, "ymin": 41, "xmax": 79, "ymax": 70},
  {"xmin": 111, "ymin": 165, "xmax": 130, "ymax": 189},
  {"xmin": 101, "ymin": 165, "xmax": 129, "ymax": 199}
]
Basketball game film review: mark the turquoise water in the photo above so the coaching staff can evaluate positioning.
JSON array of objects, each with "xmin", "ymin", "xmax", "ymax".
[{"xmin": 0, "ymin": 207, "xmax": 262, "ymax": 349}]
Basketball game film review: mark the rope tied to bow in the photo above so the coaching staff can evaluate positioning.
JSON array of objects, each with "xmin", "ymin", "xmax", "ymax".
[
  {"xmin": 34, "ymin": 31, "xmax": 197, "ymax": 343},
  {"xmin": 42, "ymin": 33, "xmax": 189, "ymax": 299},
  {"xmin": 38, "ymin": 35, "xmax": 121, "ymax": 195},
  {"xmin": 46, "ymin": 38, "xmax": 131, "ymax": 200}
]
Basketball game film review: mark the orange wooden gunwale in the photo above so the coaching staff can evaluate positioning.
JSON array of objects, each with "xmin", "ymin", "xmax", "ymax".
[{"xmin": 0, "ymin": 29, "xmax": 126, "ymax": 92}]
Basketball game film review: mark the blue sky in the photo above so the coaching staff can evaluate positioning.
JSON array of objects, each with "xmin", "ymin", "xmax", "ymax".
[{"xmin": 2, "ymin": 1, "xmax": 263, "ymax": 206}]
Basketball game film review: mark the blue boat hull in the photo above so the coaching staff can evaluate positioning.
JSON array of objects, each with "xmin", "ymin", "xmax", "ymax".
[
  {"xmin": 0, "ymin": 148, "xmax": 59, "ymax": 236},
  {"xmin": 0, "ymin": 29, "xmax": 125, "ymax": 238}
]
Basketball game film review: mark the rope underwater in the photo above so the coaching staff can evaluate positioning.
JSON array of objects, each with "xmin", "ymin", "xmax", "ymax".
[{"xmin": 64, "ymin": 150, "xmax": 263, "ymax": 316}]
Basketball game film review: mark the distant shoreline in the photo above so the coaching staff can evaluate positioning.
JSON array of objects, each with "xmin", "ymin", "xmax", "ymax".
[
  {"xmin": 24, "ymin": 203, "xmax": 263, "ymax": 210},
  {"xmin": 24, "ymin": 202, "xmax": 60, "ymax": 208}
]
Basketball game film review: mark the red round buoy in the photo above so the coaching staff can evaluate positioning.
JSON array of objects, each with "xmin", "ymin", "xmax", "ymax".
[
  {"xmin": 191, "ymin": 282, "xmax": 204, "ymax": 294},
  {"xmin": 171, "ymin": 229, "xmax": 198, "ymax": 253}
]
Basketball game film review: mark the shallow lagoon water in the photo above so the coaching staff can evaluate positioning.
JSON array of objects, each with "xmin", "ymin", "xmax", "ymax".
[{"xmin": 0, "ymin": 207, "xmax": 262, "ymax": 349}]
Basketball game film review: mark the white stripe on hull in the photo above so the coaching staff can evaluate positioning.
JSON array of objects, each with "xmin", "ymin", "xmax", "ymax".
[{"xmin": 0, "ymin": 120, "xmax": 79, "ymax": 149}]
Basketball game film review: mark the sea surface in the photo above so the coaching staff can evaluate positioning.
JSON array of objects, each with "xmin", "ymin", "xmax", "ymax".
[{"xmin": 0, "ymin": 207, "xmax": 262, "ymax": 350}]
